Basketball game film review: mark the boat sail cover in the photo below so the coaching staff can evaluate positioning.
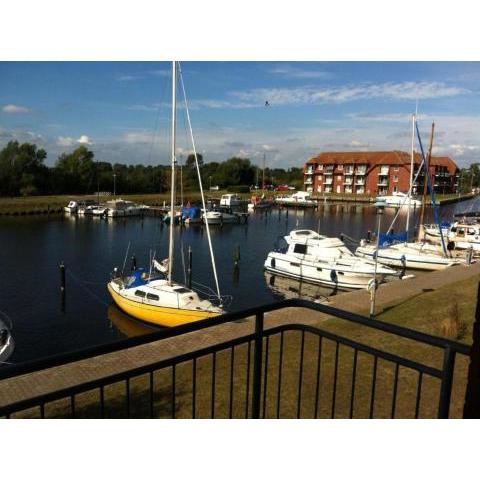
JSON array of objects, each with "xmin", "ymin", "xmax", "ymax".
[{"xmin": 379, "ymin": 232, "xmax": 407, "ymax": 248}]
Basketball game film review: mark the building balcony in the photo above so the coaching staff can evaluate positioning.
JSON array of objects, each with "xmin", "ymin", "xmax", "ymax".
[
  {"xmin": 355, "ymin": 168, "xmax": 367, "ymax": 175},
  {"xmin": 378, "ymin": 168, "xmax": 389, "ymax": 176},
  {"xmin": 355, "ymin": 180, "xmax": 365, "ymax": 186},
  {"xmin": 324, "ymin": 179, "xmax": 333, "ymax": 185},
  {"xmin": 344, "ymin": 179, "xmax": 353, "ymax": 185},
  {"xmin": 377, "ymin": 181, "xmax": 388, "ymax": 187},
  {"xmin": 305, "ymin": 168, "xmax": 314, "ymax": 175},
  {"xmin": 304, "ymin": 179, "xmax": 313, "ymax": 185}
]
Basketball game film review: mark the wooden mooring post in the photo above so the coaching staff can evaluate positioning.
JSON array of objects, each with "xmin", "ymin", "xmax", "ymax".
[
  {"xmin": 187, "ymin": 246, "xmax": 192, "ymax": 289},
  {"xmin": 60, "ymin": 261, "xmax": 66, "ymax": 312}
]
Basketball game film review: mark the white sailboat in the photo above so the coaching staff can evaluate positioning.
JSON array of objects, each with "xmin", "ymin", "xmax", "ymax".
[
  {"xmin": 356, "ymin": 115, "xmax": 467, "ymax": 270},
  {"xmin": 108, "ymin": 61, "xmax": 224, "ymax": 327},
  {"xmin": 264, "ymin": 229, "xmax": 397, "ymax": 289}
]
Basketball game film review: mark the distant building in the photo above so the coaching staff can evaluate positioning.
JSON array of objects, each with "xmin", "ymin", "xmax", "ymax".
[{"xmin": 303, "ymin": 151, "xmax": 459, "ymax": 196}]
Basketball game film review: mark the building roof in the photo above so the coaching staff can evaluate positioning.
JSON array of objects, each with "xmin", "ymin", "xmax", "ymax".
[{"xmin": 306, "ymin": 150, "xmax": 458, "ymax": 171}]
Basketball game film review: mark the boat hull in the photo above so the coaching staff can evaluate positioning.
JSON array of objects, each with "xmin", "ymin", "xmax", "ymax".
[
  {"xmin": 355, "ymin": 245, "xmax": 459, "ymax": 270},
  {"xmin": 264, "ymin": 252, "xmax": 386, "ymax": 289},
  {"xmin": 108, "ymin": 283, "xmax": 220, "ymax": 327}
]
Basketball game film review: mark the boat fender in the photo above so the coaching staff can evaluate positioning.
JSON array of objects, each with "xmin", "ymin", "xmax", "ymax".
[
  {"xmin": 367, "ymin": 278, "xmax": 377, "ymax": 296},
  {"xmin": 330, "ymin": 269, "xmax": 337, "ymax": 283},
  {"xmin": 399, "ymin": 255, "xmax": 406, "ymax": 279},
  {"xmin": 271, "ymin": 257, "xmax": 276, "ymax": 269}
]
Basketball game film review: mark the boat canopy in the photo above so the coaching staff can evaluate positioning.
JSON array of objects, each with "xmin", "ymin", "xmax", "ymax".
[
  {"xmin": 125, "ymin": 269, "xmax": 147, "ymax": 288},
  {"xmin": 379, "ymin": 232, "xmax": 407, "ymax": 248},
  {"xmin": 182, "ymin": 206, "xmax": 201, "ymax": 219}
]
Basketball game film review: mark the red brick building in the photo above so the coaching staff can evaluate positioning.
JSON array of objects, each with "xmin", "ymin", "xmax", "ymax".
[{"xmin": 303, "ymin": 151, "xmax": 459, "ymax": 196}]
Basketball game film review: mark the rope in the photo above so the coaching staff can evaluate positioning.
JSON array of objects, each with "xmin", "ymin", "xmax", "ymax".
[{"xmin": 65, "ymin": 269, "xmax": 110, "ymax": 307}]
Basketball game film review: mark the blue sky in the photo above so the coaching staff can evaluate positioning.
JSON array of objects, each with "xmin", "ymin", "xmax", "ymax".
[{"xmin": 1, "ymin": 61, "xmax": 479, "ymax": 168}]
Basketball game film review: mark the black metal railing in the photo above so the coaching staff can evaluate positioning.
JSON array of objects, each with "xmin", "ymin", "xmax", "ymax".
[{"xmin": 0, "ymin": 299, "xmax": 476, "ymax": 419}]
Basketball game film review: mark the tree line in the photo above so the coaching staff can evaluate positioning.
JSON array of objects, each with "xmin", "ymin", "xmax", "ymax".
[{"xmin": 0, "ymin": 140, "xmax": 303, "ymax": 197}]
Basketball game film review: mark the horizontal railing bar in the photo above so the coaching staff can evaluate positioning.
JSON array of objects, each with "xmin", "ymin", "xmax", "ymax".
[
  {"xmin": 263, "ymin": 324, "xmax": 443, "ymax": 379},
  {"xmin": 0, "ymin": 299, "xmax": 470, "ymax": 382},
  {"xmin": 0, "ymin": 331, "xmax": 257, "ymax": 417}
]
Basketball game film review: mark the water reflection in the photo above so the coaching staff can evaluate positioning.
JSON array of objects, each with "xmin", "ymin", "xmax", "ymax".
[{"xmin": 108, "ymin": 305, "xmax": 160, "ymax": 337}]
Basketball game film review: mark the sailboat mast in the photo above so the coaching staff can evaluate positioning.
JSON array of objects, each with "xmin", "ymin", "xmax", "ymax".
[
  {"xmin": 167, "ymin": 61, "xmax": 177, "ymax": 285},
  {"xmin": 406, "ymin": 114, "xmax": 415, "ymax": 240},
  {"xmin": 417, "ymin": 121, "xmax": 435, "ymax": 242}
]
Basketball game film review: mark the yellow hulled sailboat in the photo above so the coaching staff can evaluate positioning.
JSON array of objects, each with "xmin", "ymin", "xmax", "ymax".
[{"xmin": 107, "ymin": 61, "xmax": 224, "ymax": 327}]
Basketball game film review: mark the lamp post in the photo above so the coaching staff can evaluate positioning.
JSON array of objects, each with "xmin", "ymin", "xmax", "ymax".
[
  {"xmin": 113, "ymin": 173, "xmax": 117, "ymax": 198},
  {"xmin": 370, "ymin": 200, "xmax": 385, "ymax": 318}
]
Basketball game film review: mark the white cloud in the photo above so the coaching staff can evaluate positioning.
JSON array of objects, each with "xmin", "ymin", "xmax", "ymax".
[
  {"xmin": 2, "ymin": 104, "xmax": 31, "ymax": 114},
  {"xmin": 57, "ymin": 136, "xmax": 75, "ymax": 147},
  {"xmin": 116, "ymin": 75, "xmax": 144, "ymax": 82},
  {"xmin": 231, "ymin": 82, "xmax": 469, "ymax": 107},
  {"xmin": 77, "ymin": 135, "xmax": 91, "ymax": 145},
  {"xmin": 268, "ymin": 65, "xmax": 331, "ymax": 79}
]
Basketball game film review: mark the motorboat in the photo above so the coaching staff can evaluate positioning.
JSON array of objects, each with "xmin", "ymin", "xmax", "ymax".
[
  {"xmin": 202, "ymin": 210, "xmax": 238, "ymax": 224},
  {"xmin": 264, "ymin": 229, "xmax": 397, "ymax": 289},
  {"xmin": 375, "ymin": 192, "xmax": 422, "ymax": 207},
  {"xmin": 108, "ymin": 61, "xmax": 225, "ymax": 327},
  {"xmin": 92, "ymin": 205, "xmax": 109, "ymax": 216},
  {"xmin": 64, "ymin": 200, "xmax": 78, "ymax": 213},
  {"xmin": 106, "ymin": 199, "xmax": 141, "ymax": 217},
  {"xmin": 220, "ymin": 194, "xmax": 242, "ymax": 207},
  {"xmin": 78, "ymin": 203, "xmax": 99, "ymax": 215},
  {"xmin": 248, "ymin": 195, "xmax": 273, "ymax": 210},
  {"xmin": 275, "ymin": 191, "xmax": 317, "ymax": 207}
]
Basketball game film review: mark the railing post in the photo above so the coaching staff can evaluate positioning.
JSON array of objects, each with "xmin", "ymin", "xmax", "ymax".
[
  {"xmin": 438, "ymin": 346, "xmax": 456, "ymax": 418},
  {"xmin": 463, "ymin": 282, "xmax": 480, "ymax": 418},
  {"xmin": 251, "ymin": 312, "xmax": 264, "ymax": 419}
]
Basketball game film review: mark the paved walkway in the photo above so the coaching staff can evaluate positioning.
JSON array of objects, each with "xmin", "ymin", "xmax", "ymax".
[{"xmin": 1, "ymin": 262, "xmax": 479, "ymax": 412}]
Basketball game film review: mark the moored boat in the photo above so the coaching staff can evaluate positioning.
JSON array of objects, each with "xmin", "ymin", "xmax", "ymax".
[{"xmin": 264, "ymin": 229, "xmax": 397, "ymax": 289}]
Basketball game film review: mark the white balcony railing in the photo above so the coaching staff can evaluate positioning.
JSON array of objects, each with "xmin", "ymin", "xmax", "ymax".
[
  {"xmin": 344, "ymin": 179, "xmax": 353, "ymax": 185},
  {"xmin": 305, "ymin": 179, "xmax": 313, "ymax": 185},
  {"xmin": 324, "ymin": 179, "xmax": 333, "ymax": 185},
  {"xmin": 377, "ymin": 181, "xmax": 388, "ymax": 187},
  {"xmin": 356, "ymin": 180, "xmax": 365, "ymax": 186},
  {"xmin": 355, "ymin": 167, "xmax": 367, "ymax": 175}
]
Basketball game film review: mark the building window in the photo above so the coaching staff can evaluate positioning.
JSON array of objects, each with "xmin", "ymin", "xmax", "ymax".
[
  {"xmin": 393, "ymin": 186, "xmax": 398, "ymax": 193},
  {"xmin": 393, "ymin": 165, "xmax": 399, "ymax": 171},
  {"xmin": 318, "ymin": 164, "xmax": 323, "ymax": 170},
  {"xmin": 317, "ymin": 185, "xmax": 322, "ymax": 193},
  {"xmin": 393, "ymin": 175, "xmax": 398, "ymax": 182},
  {"xmin": 337, "ymin": 175, "xmax": 342, "ymax": 181},
  {"xmin": 337, "ymin": 164, "xmax": 343, "ymax": 171}
]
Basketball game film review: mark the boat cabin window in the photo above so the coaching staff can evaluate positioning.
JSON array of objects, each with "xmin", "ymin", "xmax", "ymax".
[
  {"xmin": 467, "ymin": 228, "xmax": 476, "ymax": 235},
  {"xmin": 293, "ymin": 243, "xmax": 308, "ymax": 254},
  {"xmin": 174, "ymin": 287, "xmax": 191, "ymax": 294},
  {"xmin": 135, "ymin": 290, "xmax": 146, "ymax": 298},
  {"xmin": 146, "ymin": 293, "xmax": 159, "ymax": 301}
]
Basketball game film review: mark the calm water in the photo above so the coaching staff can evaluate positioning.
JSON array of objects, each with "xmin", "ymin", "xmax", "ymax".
[{"xmin": 0, "ymin": 199, "xmax": 472, "ymax": 363}]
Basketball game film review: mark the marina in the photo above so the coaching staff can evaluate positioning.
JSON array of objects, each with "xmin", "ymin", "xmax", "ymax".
[{"xmin": 0, "ymin": 195, "xmax": 477, "ymax": 364}]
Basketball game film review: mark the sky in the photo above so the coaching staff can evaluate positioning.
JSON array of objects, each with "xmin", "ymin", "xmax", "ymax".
[{"xmin": 0, "ymin": 61, "xmax": 479, "ymax": 169}]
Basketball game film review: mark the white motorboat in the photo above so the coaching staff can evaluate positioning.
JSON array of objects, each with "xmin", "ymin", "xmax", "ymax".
[
  {"xmin": 275, "ymin": 191, "xmax": 317, "ymax": 207},
  {"xmin": 92, "ymin": 206, "xmax": 109, "ymax": 216},
  {"xmin": 106, "ymin": 199, "xmax": 142, "ymax": 217},
  {"xmin": 202, "ymin": 210, "xmax": 238, "ymax": 224},
  {"xmin": 264, "ymin": 229, "xmax": 397, "ymax": 289},
  {"xmin": 78, "ymin": 202, "xmax": 99, "ymax": 215},
  {"xmin": 64, "ymin": 200, "xmax": 78, "ymax": 213},
  {"xmin": 220, "ymin": 194, "xmax": 242, "ymax": 207},
  {"xmin": 375, "ymin": 192, "xmax": 422, "ymax": 207}
]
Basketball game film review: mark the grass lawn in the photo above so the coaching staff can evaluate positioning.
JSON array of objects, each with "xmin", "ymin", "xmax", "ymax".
[{"xmin": 9, "ymin": 274, "xmax": 478, "ymax": 419}]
